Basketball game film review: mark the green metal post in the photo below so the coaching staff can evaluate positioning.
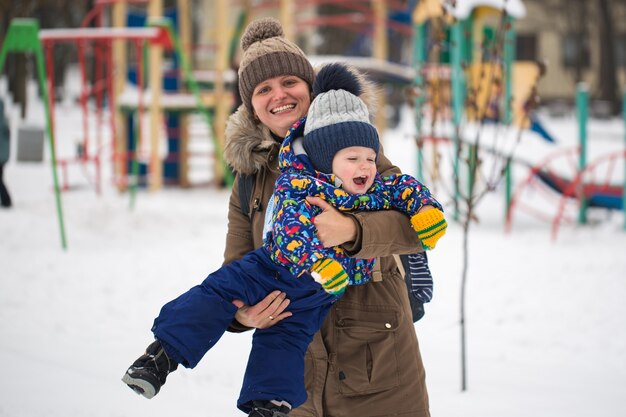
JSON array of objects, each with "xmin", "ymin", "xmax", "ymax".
[
  {"xmin": 451, "ymin": 20, "xmax": 465, "ymax": 221},
  {"xmin": 468, "ymin": 144, "xmax": 477, "ymax": 198},
  {"xmin": 0, "ymin": 19, "xmax": 68, "ymax": 249},
  {"xmin": 504, "ymin": 154, "xmax": 513, "ymax": 220},
  {"xmin": 451, "ymin": 20, "xmax": 464, "ymax": 134},
  {"xmin": 228, "ymin": 10, "xmax": 248, "ymax": 65},
  {"xmin": 576, "ymin": 83, "xmax": 588, "ymax": 224},
  {"xmin": 504, "ymin": 158, "xmax": 512, "ymax": 218},
  {"xmin": 503, "ymin": 15, "xmax": 515, "ymax": 219},
  {"xmin": 34, "ymin": 44, "xmax": 68, "ymax": 248},
  {"xmin": 413, "ymin": 22, "xmax": 426, "ymax": 180},
  {"xmin": 503, "ymin": 15, "xmax": 515, "ymax": 126}
]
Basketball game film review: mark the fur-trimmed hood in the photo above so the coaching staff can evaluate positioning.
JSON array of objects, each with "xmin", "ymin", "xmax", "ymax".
[
  {"xmin": 223, "ymin": 105, "xmax": 278, "ymax": 175},
  {"xmin": 223, "ymin": 63, "xmax": 379, "ymax": 175}
]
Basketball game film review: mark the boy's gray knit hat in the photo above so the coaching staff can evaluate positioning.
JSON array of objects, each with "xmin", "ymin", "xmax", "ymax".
[
  {"xmin": 303, "ymin": 63, "xmax": 379, "ymax": 174},
  {"xmin": 238, "ymin": 17, "xmax": 315, "ymax": 112}
]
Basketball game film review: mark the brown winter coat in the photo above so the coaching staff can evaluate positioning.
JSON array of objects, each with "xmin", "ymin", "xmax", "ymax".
[{"xmin": 223, "ymin": 103, "xmax": 431, "ymax": 416}]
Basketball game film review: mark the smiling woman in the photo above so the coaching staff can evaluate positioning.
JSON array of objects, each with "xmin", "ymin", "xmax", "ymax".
[
  {"xmin": 120, "ymin": 60, "xmax": 445, "ymax": 417},
  {"xmin": 222, "ymin": 17, "xmax": 434, "ymax": 417}
]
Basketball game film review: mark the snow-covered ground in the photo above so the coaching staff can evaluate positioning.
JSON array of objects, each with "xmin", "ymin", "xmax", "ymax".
[{"xmin": 1, "ymin": 85, "xmax": 625, "ymax": 417}]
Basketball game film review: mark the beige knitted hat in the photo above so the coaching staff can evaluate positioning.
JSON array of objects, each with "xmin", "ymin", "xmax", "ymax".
[
  {"xmin": 238, "ymin": 17, "xmax": 315, "ymax": 111},
  {"xmin": 302, "ymin": 63, "xmax": 379, "ymax": 174}
]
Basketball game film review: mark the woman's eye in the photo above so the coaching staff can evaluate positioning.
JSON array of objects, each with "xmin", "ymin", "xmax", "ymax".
[{"xmin": 255, "ymin": 86, "xmax": 269, "ymax": 95}]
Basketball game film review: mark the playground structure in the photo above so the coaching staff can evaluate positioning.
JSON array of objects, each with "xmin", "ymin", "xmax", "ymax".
[
  {"xmin": 2, "ymin": 0, "xmax": 422, "ymax": 191},
  {"xmin": 408, "ymin": 0, "xmax": 626, "ymax": 236},
  {"xmin": 0, "ymin": 19, "xmax": 67, "ymax": 249},
  {"xmin": 39, "ymin": 0, "xmax": 235, "ymax": 194},
  {"xmin": 405, "ymin": 0, "xmax": 625, "ymax": 395},
  {"xmin": 1, "ymin": 0, "xmax": 624, "ymax": 252},
  {"xmin": 504, "ymin": 84, "xmax": 626, "ymax": 239},
  {"xmin": 0, "ymin": 0, "xmax": 426, "ymax": 249},
  {"xmin": 39, "ymin": 22, "xmax": 177, "ymax": 197}
]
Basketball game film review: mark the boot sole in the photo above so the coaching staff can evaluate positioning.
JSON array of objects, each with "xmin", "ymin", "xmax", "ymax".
[{"xmin": 121, "ymin": 372, "xmax": 157, "ymax": 399}]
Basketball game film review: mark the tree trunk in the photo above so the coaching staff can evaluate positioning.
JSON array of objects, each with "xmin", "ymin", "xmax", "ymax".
[
  {"xmin": 14, "ymin": 55, "xmax": 27, "ymax": 119},
  {"xmin": 572, "ymin": 0, "xmax": 586, "ymax": 84},
  {"xmin": 597, "ymin": 0, "xmax": 620, "ymax": 114}
]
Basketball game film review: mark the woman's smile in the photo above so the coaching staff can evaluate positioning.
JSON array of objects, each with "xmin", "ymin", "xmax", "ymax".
[{"xmin": 270, "ymin": 104, "xmax": 296, "ymax": 114}]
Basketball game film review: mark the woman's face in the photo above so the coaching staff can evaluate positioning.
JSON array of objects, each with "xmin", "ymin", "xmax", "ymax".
[
  {"xmin": 251, "ymin": 75, "xmax": 311, "ymax": 137},
  {"xmin": 331, "ymin": 146, "xmax": 377, "ymax": 195}
]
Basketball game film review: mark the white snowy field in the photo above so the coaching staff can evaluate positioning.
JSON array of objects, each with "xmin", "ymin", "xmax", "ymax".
[{"xmin": 1, "ymin": 93, "xmax": 626, "ymax": 417}]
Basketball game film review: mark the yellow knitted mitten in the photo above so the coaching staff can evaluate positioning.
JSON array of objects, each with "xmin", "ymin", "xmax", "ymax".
[
  {"xmin": 311, "ymin": 258, "xmax": 348, "ymax": 295},
  {"xmin": 410, "ymin": 208, "xmax": 447, "ymax": 250}
]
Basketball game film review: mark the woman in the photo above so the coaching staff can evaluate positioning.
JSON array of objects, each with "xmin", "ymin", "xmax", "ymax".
[{"xmin": 223, "ymin": 18, "xmax": 430, "ymax": 417}]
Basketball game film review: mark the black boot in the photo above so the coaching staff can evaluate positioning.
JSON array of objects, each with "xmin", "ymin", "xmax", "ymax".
[
  {"xmin": 121, "ymin": 340, "xmax": 178, "ymax": 399},
  {"xmin": 0, "ymin": 164, "xmax": 11, "ymax": 208},
  {"xmin": 248, "ymin": 400, "xmax": 291, "ymax": 417}
]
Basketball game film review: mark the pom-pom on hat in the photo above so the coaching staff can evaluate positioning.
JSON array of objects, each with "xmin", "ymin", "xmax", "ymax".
[
  {"xmin": 238, "ymin": 17, "xmax": 315, "ymax": 112},
  {"xmin": 303, "ymin": 63, "xmax": 380, "ymax": 174}
]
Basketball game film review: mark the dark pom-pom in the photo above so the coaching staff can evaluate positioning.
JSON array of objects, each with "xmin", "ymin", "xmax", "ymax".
[
  {"xmin": 312, "ymin": 63, "xmax": 362, "ymax": 97},
  {"xmin": 241, "ymin": 17, "xmax": 284, "ymax": 51}
]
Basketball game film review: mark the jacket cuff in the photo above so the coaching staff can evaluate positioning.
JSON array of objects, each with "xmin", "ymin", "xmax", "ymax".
[
  {"xmin": 227, "ymin": 319, "xmax": 253, "ymax": 333},
  {"xmin": 341, "ymin": 214, "xmax": 363, "ymax": 255}
]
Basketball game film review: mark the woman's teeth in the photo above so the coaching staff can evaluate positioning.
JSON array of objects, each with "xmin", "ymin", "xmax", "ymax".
[{"xmin": 271, "ymin": 104, "xmax": 295, "ymax": 114}]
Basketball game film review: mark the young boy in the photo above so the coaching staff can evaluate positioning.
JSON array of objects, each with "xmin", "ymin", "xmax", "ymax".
[{"xmin": 122, "ymin": 63, "xmax": 446, "ymax": 417}]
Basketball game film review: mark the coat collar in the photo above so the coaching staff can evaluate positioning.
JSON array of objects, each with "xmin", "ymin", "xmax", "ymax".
[
  {"xmin": 278, "ymin": 117, "xmax": 338, "ymax": 185},
  {"xmin": 223, "ymin": 105, "xmax": 280, "ymax": 175}
]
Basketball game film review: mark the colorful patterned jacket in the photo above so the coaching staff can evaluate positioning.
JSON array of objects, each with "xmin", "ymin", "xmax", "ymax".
[{"xmin": 262, "ymin": 117, "xmax": 442, "ymax": 286}]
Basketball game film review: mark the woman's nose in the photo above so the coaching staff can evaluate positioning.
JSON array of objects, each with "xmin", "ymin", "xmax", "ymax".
[{"xmin": 272, "ymin": 86, "xmax": 287, "ymax": 100}]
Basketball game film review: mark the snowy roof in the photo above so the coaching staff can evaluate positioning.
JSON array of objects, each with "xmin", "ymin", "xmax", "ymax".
[
  {"xmin": 415, "ymin": 0, "xmax": 526, "ymax": 23},
  {"xmin": 308, "ymin": 55, "xmax": 415, "ymax": 83},
  {"xmin": 446, "ymin": 0, "xmax": 527, "ymax": 19},
  {"xmin": 39, "ymin": 27, "xmax": 161, "ymax": 41}
]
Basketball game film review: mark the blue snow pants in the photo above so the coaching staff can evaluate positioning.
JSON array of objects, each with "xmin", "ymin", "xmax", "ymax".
[{"xmin": 151, "ymin": 247, "xmax": 337, "ymax": 413}]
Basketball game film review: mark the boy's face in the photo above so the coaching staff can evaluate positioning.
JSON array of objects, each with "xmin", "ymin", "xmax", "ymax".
[{"xmin": 332, "ymin": 146, "xmax": 377, "ymax": 194}]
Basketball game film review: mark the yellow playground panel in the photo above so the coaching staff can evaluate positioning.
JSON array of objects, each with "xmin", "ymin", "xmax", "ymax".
[{"xmin": 466, "ymin": 61, "xmax": 540, "ymax": 127}]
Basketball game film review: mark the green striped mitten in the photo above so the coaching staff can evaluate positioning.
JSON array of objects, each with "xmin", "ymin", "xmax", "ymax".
[
  {"xmin": 311, "ymin": 258, "xmax": 349, "ymax": 296},
  {"xmin": 410, "ymin": 208, "xmax": 447, "ymax": 250}
]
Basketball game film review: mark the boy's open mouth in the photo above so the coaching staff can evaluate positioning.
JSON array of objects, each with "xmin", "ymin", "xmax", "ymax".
[{"xmin": 353, "ymin": 176, "xmax": 368, "ymax": 185}]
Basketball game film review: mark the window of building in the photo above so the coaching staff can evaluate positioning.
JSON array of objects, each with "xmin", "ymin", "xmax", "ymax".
[
  {"xmin": 516, "ymin": 33, "xmax": 537, "ymax": 61},
  {"xmin": 562, "ymin": 33, "xmax": 590, "ymax": 68}
]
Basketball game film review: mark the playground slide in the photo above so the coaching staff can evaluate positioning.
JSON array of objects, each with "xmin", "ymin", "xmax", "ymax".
[
  {"xmin": 536, "ymin": 170, "xmax": 623, "ymax": 210},
  {"xmin": 529, "ymin": 115, "xmax": 556, "ymax": 143}
]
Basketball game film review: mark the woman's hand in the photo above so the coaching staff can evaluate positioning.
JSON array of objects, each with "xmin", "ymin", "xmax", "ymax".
[
  {"xmin": 232, "ymin": 290, "xmax": 292, "ymax": 329},
  {"xmin": 306, "ymin": 196, "xmax": 357, "ymax": 248}
]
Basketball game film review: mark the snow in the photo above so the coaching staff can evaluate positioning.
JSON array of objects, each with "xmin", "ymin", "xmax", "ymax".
[
  {"xmin": 1, "ymin": 83, "xmax": 625, "ymax": 417},
  {"xmin": 445, "ymin": 0, "xmax": 527, "ymax": 19},
  {"xmin": 39, "ymin": 27, "xmax": 162, "ymax": 42}
]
